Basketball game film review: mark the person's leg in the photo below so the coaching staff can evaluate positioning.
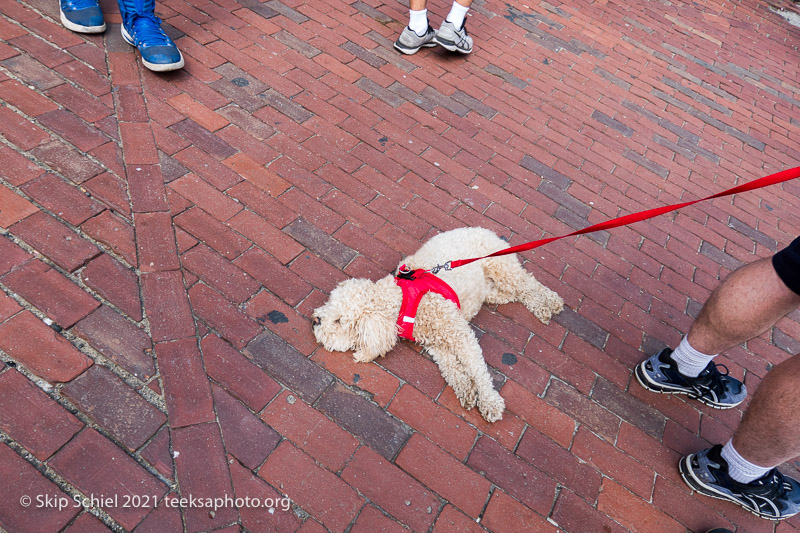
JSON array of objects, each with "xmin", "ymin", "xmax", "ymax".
[
  {"xmin": 394, "ymin": 0, "xmax": 437, "ymax": 54},
  {"xmin": 118, "ymin": 0, "xmax": 183, "ymax": 71}
]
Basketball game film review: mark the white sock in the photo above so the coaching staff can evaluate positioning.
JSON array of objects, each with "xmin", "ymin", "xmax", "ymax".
[
  {"xmin": 671, "ymin": 336, "xmax": 716, "ymax": 378},
  {"xmin": 720, "ymin": 439, "xmax": 772, "ymax": 484},
  {"xmin": 445, "ymin": 1, "xmax": 469, "ymax": 28},
  {"xmin": 408, "ymin": 9, "xmax": 428, "ymax": 35}
]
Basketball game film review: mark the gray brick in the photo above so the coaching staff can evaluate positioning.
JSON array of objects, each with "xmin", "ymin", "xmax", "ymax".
[
  {"xmin": 341, "ymin": 41, "xmax": 386, "ymax": 69},
  {"xmin": 274, "ymin": 30, "xmax": 321, "ymax": 58},
  {"xmin": 590, "ymin": 378, "xmax": 666, "ymax": 440},
  {"xmin": 357, "ymin": 78, "xmax": 405, "ymax": 108},
  {"xmin": 622, "ymin": 148, "xmax": 669, "ymax": 179},
  {"xmin": 452, "ymin": 90, "xmax": 496, "ymax": 119},
  {"xmin": 260, "ymin": 89, "xmax": 314, "ymax": 124},
  {"xmin": 484, "ymin": 64, "xmax": 528, "ymax": 90},
  {"xmin": 545, "ymin": 380, "xmax": 619, "ymax": 441},
  {"xmin": 591, "ymin": 110, "xmax": 633, "ymax": 137},
  {"xmin": 728, "ymin": 216, "xmax": 778, "ymax": 251},
  {"xmin": 420, "ymin": 87, "xmax": 471, "ymax": 117},
  {"xmin": 699, "ymin": 241, "xmax": 745, "ymax": 271},
  {"xmin": 245, "ymin": 331, "xmax": 334, "ymax": 403},
  {"xmin": 388, "ymin": 82, "xmax": 436, "ymax": 112},
  {"xmin": 553, "ymin": 307, "xmax": 608, "ymax": 349},
  {"xmin": 521, "ymin": 155, "xmax": 572, "ymax": 189},
  {"xmin": 661, "ymin": 76, "xmax": 733, "ymax": 117},
  {"xmin": 284, "ymin": 218, "xmax": 357, "ymax": 269},
  {"xmin": 317, "ymin": 384, "xmax": 411, "ymax": 460},
  {"xmin": 592, "ymin": 67, "xmax": 632, "ymax": 90},
  {"xmin": 265, "ymin": 0, "xmax": 309, "ymax": 23}
]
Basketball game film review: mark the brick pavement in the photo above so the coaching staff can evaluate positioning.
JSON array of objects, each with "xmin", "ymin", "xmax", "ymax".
[{"xmin": 0, "ymin": 0, "xmax": 799, "ymax": 530}]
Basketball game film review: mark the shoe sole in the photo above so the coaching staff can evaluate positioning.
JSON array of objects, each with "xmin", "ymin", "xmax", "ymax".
[
  {"xmin": 60, "ymin": 10, "xmax": 106, "ymax": 33},
  {"xmin": 634, "ymin": 362, "xmax": 742, "ymax": 410},
  {"xmin": 393, "ymin": 41, "xmax": 437, "ymax": 55},
  {"xmin": 679, "ymin": 454, "xmax": 795, "ymax": 521},
  {"xmin": 121, "ymin": 26, "xmax": 184, "ymax": 72},
  {"xmin": 433, "ymin": 35, "xmax": 471, "ymax": 54}
]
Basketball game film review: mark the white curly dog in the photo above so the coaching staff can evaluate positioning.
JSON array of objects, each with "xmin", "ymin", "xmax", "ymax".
[{"xmin": 312, "ymin": 227, "xmax": 564, "ymax": 422}]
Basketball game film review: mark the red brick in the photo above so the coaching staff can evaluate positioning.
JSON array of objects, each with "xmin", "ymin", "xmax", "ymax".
[
  {"xmin": 174, "ymin": 207, "xmax": 251, "ymax": 259},
  {"xmin": 466, "ymin": 436, "xmax": 557, "ymax": 516},
  {"xmin": 115, "ymin": 85, "xmax": 149, "ymax": 123},
  {"xmin": 11, "ymin": 211, "xmax": 100, "ymax": 272},
  {"xmin": 544, "ymin": 379, "xmax": 621, "ymax": 442},
  {"xmin": 652, "ymin": 475, "xmax": 741, "ymax": 533},
  {"xmin": 228, "ymin": 457, "xmax": 302, "ymax": 533},
  {"xmin": 38, "ymin": 109, "xmax": 109, "ymax": 152},
  {"xmin": 551, "ymin": 489, "xmax": 628, "ymax": 533},
  {"xmin": 0, "ymin": 184, "xmax": 38, "ymax": 228},
  {"xmin": 182, "ymin": 244, "xmax": 260, "ymax": 303},
  {"xmin": 617, "ymin": 422, "xmax": 683, "ymax": 481},
  {"xmin": 62, "ymin": 365, "xmax": 166, "ymax": 451},
  {"xmin": 201, "ymin": 333, "xmax": 280, "ymax": 411},
  {"xmin": 80, "ymin": 211, "xmax": 137, "ymax": 267},
  {"xmin": 259, "ymin": 441, "xmax": 364, "ymax": 533},
  {"xmin": 597, "ymin": 478, "xmax": 684, "ymax": 533},
  {"xmin": 2, "ymin": 259, "xmax": 99, "ymax": 328},
  {"xmin": 342, "ymin": 446, "xmax": 439, "ymax": 531},
  {"xmin": 135, "ymin": 211, "xmax": 180, "ymax": 272},
  {"xmin": 32, "ymin": 140, "xmax": 104, "ymax": 184},
  {"xmin": 173, "ymin": 145, "xmax": 242, "ymax": 190},
  {"xmin": 223, "ymin": 152, "xmax": 291, "ymax": 196},
  {"xmin": 516, "ymin": 427, "xmax": 602, "ymax": 502},
  {"xmin": 235, "ymin": 247, "xmax": 312, "ymax": 306},
  {"xmin": 189, "ymin": 283, "xmax": 261, "ymax": 349},
  {"xmin": 501, "ymin": 380, "xmax": 577, "ymax": 447},
  {"xmin": 388, "ymin": 384, "xmax": 478, "ymax": 461},
  {"xmin": 227, "ymin": 208, "xmax": 304, "ymax": 263},
  {"xmin": 168, "ymin": 173, "xmax": 243, "ymax": 222},
  {"xmin": 171, "ymin": 422, "xmax": 238, "ymax": 531},
  {"xmin": 397, "ymin": 434, "xmax": 491, "ymax": 518},
  {"xmin": 83, "ymin": 172, "xmax": 131, "ymax": 217},
  {"xmin": 480, "ymin": 489, "xmax": 557, "ymax": 533},
  {"xmin": 0, "ymin": 292, "xmax": 22, "ymax": 322},
  {"xmin": 244, "ymin": 289, "xmax": 319, "ymax": 355},
  {"xmin": 378, "ymin": 343, "xmax": 447, "ymax": 399},
  {"xmin": 311, "ymin": 347, "xmax": 400, "ymax": 407},
  {"xmin": 47, "ymin": 82, "xmax": 112, "ymax": 123},
  {"xmin": 436, "ymin": 386, "xmax": 526, "ymax": 451},
  {"xmin": 261, "ymin": 390, "xmax": 359, "ymax": 472},
  {"xmin": 49, "ymin": 429, "xmax": 168, "ymax": 531},
  {"xmin": 78, "ymin": 251, "xmax": 140, "ymax": 320},
  {"xmin": 571, "ymin": 426, "xmax": 655, "ymax": 500},
  {"xmin": 0, "ymin": 105, "xmax": 50, "ymax": 150},
  {"xmin": 140, "ymin": 426, "xmax": 173, "ymax": 479},
  {"xmin": 73, "ymin": 306, "xmax": 155, "ymax": 381},
  {"xmin": 0, "ymin": 145, "xmax": 44, "ymax": 186},
  {"xmin": 211, "ymin": 384, "xmax": 281, "ymax": 469},
  {"xmin": 226, "ymin": 181, "xmax": 297, "ymax": 228},
  {"xmin": 127, "ymin": 164, "xmax": 169, "ymax": 213},
  {"xmin": 0, "ymin": 78, "xmax": 59, "ymax": 116},
  {"xmin": 167, "ymin": 93, "xmax": 229, "ymax": 131},
  {"xmin": 141, "ymin": 270, "xmax": 195, "ymax": 342},
  {"xmin": 155, "ymin": 338, "xmax": 215, "ymax": 427},
  {"xmin": 133, "ymin": 500, "xmax": 183, "ymax": 533},
  {"xmin": 432, "ymin": 504, "xmax": 486, "ymax": 533},
  {"xmin": 62, "ymin": 513, "xmax": 113, "ymax": 533},
  {"xmin": 0, "ymin": 369, "xmax": 83, "ymax": 459},
  {"xmin": 0, "ymin": 236, "xmax": 32, "ymax": 276},
  {"xmin": 119, "ymin": 122, "xmax": 159, "ymax": 165},
  {"xmin": 0, "ymin": 443, "xmax": 80, "ymax": 533},
  {"xmin": 351, "ymin": 505, "xmax": 409, "ymax": 533},
  {"xmin": 0, "ymin": 311, "xmax": 92, "ymax": 382}
]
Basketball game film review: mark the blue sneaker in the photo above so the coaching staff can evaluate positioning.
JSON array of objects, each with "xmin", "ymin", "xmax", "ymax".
[
  {"xmin": 635, "ymin": 348, "xmax": 746, "ymax": 409},
  {"xmin": 121, "ymin": 15, "xmax": 184, "ymax": 72},
  {"xmin": 681, "ymin": 445, "xmax": 800, "ymax": 520},
  {"xmin": 59, "ymin": 0, "xmax": 106, "ymax": 33}
]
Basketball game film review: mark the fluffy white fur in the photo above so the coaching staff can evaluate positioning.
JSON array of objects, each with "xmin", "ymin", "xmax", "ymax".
[{"xmin": 312, "ymin": 227, "xmax": 564, "ymax": 422}]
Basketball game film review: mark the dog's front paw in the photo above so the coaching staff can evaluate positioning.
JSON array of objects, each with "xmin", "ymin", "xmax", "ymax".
[
  {"xmin": 352, "ymin": 350, "xmax": 376, "ymax": 363},
  {"xmin": 477, "ymin": 393, "xmax": 505, "ymax": 423},
  {"xmin": 455, "ymin": 384, "xmax": 478, "ymax": 410}
]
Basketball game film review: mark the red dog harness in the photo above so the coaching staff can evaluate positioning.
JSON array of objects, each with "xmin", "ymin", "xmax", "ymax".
[{"xmin": 395, "ymin": 265, "xmax": 460, "ymax": 341}]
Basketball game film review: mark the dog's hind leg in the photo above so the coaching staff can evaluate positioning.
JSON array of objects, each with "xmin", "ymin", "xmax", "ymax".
[{"xmin": 484, "ymin": 256, "xmax": 564, "ymax": 324}]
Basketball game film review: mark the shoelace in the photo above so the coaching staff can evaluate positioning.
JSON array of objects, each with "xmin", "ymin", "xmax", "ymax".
[
  {"xmin": 63, "ymin": 0, "xmax": 100, "ymax": 10},
  {"xmin": 697, "ymin": 362, "xmax": 733, "ymax": 395},
  {"xmin": 130, "ymin": 14, "xmax": 171, "ymax": 47}
]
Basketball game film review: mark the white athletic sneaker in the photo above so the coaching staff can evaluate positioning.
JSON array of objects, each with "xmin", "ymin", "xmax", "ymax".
[
  {"xmin": 435, "ymin": 20, "xmax": 473, "ymax": 54},
  {"xmin": 394, "ymin": 25, "xmax": 437, "ymax": 55}
]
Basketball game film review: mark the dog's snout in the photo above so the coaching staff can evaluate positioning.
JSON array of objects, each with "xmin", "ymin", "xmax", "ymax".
[{"xmin": 312, "ymin": 316, "xmax": 321, "ymax": 328}]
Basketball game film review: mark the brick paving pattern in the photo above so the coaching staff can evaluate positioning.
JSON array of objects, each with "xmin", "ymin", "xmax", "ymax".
[{"xmin": 0, "ymin": 0, "xmax": 798, "ymax": 530}]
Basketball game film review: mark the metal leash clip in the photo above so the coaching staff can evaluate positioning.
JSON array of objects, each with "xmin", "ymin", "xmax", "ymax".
[{"xmin": 430, "ymin": 261, "xmax": 452, "ymax": 275}]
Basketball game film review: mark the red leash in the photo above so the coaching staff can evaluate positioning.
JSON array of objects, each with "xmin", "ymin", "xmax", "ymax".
[{"xmin": 429, "ymin": 166, "xmax": 800, "ymax": 273}]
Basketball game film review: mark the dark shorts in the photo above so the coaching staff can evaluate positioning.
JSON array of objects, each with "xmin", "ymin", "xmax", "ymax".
[{"xmin": 773, "ymin": 237, "xmax": 800, "ymax": 295}]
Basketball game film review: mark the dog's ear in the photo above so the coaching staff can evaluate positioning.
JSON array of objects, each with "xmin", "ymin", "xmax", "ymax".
[{"xmin": 352, "ymin": 277, "xmax": 399, "ymax": 363}]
